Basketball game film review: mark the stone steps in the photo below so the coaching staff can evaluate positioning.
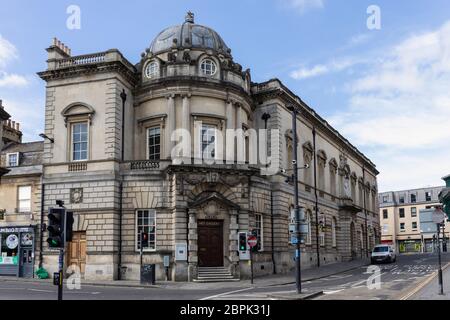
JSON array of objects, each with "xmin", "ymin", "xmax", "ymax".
[{"xmin": 193, "ymin": 267, "xmax": 240, "ymax": 283}]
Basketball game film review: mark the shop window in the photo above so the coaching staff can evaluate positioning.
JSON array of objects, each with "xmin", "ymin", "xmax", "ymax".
[
  {"xmin": 147, "ymin": 126, "xmax": 161, "ymax": 160},
  {"xmin": 136, "ymin": 209, "xmax": 156, "ymax": 251},
  {"xmin": 255, "ymin": 214, "xmax": 263, "ymax": 251},
  {"xmin": 18, "ymin": 186, "xmax": 31, "ymax": 213},
  {"xmin": 0, "ymin": 233, "xmax": 19, "ymax": 265}
]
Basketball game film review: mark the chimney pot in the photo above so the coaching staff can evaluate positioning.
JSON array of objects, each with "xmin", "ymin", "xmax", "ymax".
[{"xmin": 16, "ymin": 123, "xmax": 20, "ymax": 131}]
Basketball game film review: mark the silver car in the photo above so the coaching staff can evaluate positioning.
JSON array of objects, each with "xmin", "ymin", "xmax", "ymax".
[{"xmin": 371, "ymin": 245, "xmax": 396, "ymax": 264}]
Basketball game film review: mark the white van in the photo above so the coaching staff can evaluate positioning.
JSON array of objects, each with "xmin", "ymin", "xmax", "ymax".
[{"xmin": 371, "ymin": 244, "xmax": 397, "ymax": 264}]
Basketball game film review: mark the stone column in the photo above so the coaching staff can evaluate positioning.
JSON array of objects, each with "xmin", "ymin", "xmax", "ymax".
[
  {"xmin": 167, "ymin": 94, "xmax": 176, "ymax": 158},
  {"xmin": 188, "ymin": 210, "xmax": 198, "ymax": 282},
  {"xmin": 182, "ymin": 94, "xmax": 191, "ymax": 133},
  {"xmin": 225, "ymin": 100, "xmax": 234, "ymax": 163},
  {"xmin": 236, "ymin": 104, "xmax": 245, "ymax": 163}
]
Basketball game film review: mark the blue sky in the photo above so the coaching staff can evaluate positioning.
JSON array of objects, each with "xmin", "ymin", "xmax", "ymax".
[{"xmin": 0, "ymin": 0, "xmax": 449, "ymax": 191}]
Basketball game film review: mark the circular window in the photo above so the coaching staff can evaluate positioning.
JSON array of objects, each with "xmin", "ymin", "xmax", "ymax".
[
  {"xmin": 145, "ymin": 61, "xmax": 159, "ymax": 79},
  {"xmin": 200, "ymin": 59, "xmax": 217, "ymax": 76}
]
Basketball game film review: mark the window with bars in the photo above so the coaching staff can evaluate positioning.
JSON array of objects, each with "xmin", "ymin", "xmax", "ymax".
[
  {"xmin": 147, "ymin": 127, "xmax": 161, "ymax": 160},
  {"xmin": 200, "ymin": 59, "xmax": 217, "ymax": 76},
  {"xmin": 72, "ymin": 122, "xmax": 88, "ymax": 161},
  {"xmin": 136, "ymin": 209, "xmax": 156, "ymax": 251}
]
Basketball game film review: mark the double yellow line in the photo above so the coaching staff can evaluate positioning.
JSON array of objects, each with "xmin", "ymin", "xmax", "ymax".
[{"xmin": 400, "ymin": 262, "xmax": 450, "ymax": 300}]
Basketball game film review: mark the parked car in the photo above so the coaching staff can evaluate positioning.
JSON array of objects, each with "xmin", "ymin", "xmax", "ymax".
[{"xmin": 371, "ymin": 245, "xmax": 397, "ymax": 264}]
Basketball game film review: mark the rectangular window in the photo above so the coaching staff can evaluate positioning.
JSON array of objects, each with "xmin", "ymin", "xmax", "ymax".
[
  {"xmin": 319, "ymin": 232, "xmax": 325, "ymax": 247},
  {"xmin": 18, "ymin": 186, "xmax": 31, "ymax": 213},
  {"xmin": 399, "ymin": 208, "xmax": 405, "ymax": 218},
  {"xmin": 412, "ymin": 222, "xmax": 418, "ymax": 230},
  {"xmin": 7, "ymin": 153, "xmax": 19, "ymax": 167},
  {"xmin": 72, "ymin": 122, "xmax": 88, "ymax": 161},
  {"xmin": 411, "ymin": 207, "xmax": 417, "ymax": 218},
  {"xmin": 410, "ymin": 194, "xmax": 417, "ymax": 203},
  {"xmin": 399, "ymin": 195, "xmax": 405, "ymax": 204},
  {"xmin": 382, "ymin": 224, "xmax": 389, "ymax": 234},
  {"xmin": 255, "ymin": 214, "xmax": 263, "ymax": 251},
  {"xmin": 425, "ymin": 192, "xmax": 432, "ymax": 202},
  {"xmin": 147, "ymin": 127, "xmax": 161, "ymax": 160},
  {"xmin": 136, "ymin": 209, "xmax": 156, "ymax": 251},
  {"xmin": 382, "ymin": 196, "xmax": 389, "ymax": 203},
  {"xmin": 400, "ymin": 223, "xmax": 405, "ymax": 232},
  {"xmin": 201, "ymin": 124, "xmax": 217, "ymax": 160},
  {"xmin": 383, "ymin": 209, "xmax": 388, "ymax": 219}
]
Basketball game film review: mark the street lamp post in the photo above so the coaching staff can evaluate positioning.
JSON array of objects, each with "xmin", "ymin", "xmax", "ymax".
[{"xmin": 289, "ymin": 105, "xmax": 303, "ymax": 294}]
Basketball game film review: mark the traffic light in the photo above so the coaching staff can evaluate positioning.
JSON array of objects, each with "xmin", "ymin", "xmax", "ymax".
[
  {"xmin": 65, "ymin": 211, "xmax": 74, "ymax": 242},
  {"xmin": 239, "ymin": 232, "xmax": 247, "ymax": 251},
  {"xmin": 47, "ymin": 208, "xmax": 65, "ymax": 248}
]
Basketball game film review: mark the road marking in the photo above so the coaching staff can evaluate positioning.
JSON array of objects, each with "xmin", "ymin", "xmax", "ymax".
[
  {"xmin": 400, "ymin": 262, "xmax": 450, "ymax": 300},
  {"xmin": 28, "ymin": 288, "xmax": 53, "ymax": 293},
  {"xmin": 200, "ymin": 287, "xmax": 254, "ymax": 300},
  {"xmin": 323, "ymin": 289, "xmax": 344, "ymax": 295}
]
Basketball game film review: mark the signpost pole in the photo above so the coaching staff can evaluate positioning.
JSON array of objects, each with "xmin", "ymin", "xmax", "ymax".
[
  {"xmin": 58, "ymin": 248, "xmax": 64, "ymax": 301},
  {"xmin": 437, "ymin": 223, "xmax": 444, "ymax": 295},
  {"xmin": 250, "ymin": 246, "xmax": 254, "ymax": 285}
]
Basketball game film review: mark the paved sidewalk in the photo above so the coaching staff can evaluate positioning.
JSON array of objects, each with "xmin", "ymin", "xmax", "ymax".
[
  {"xmin": 0, "ymin": 259, "xmax": 370, "ymax": 290},
  {"xmin": 411, "ymin": 262, "xmax": 450, "ymax": 300}
]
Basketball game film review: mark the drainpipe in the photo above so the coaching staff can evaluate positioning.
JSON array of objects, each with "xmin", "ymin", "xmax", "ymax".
[
  {"xmin": 312, "ymin": 127, "xmax": 320, "ymax": 267},
  {"xmin": 363, "ymin": 165, "xmax": 369, "ymax": 258},
  {"xmin": 39, "ymin": 182, "xmax": 45, "ymax": 268},
  {"xmin": 117, "ymin": 89, "xmax": 127, "ymax": 280}
]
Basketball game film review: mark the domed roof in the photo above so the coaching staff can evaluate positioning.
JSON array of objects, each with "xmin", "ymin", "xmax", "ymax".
[{"xmin": 149, "ymin": 12, "xmax": 231, "ymax": 57}]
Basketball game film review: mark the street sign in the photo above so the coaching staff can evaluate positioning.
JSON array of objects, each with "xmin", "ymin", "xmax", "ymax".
[
  {"xmin": 432, "ymin": 208, "xmax": 447, "ymax": 224},
  {"xmin": 247, "ymin": 235, "xmax": 258, "ymax": 248}
]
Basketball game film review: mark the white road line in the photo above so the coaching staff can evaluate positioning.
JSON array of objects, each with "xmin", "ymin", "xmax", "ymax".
[
  {"xmin": 28, "ymin": 288, "xmax": 53, "ymax": 293},
  {"xmin": 200, "ymin": 287, "xmax": 254, "ymax": 300},
  {"xmin": 323, "ymin": 289, "xmax": 344, "ymax": 295}
]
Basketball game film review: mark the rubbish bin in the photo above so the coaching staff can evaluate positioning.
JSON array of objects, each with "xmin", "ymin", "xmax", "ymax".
[{"xmin": 141, "ymin": 264, "xmax": 156, "ymax": 285}]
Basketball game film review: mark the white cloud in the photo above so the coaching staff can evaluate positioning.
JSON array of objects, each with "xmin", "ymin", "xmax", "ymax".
[
  {"xmin": 0, "ymin": 34, "xmax": 18, "ymax": 68},
  {"xmin": 290, "ymin": 58, "xmax": 358, "ymax": 80},
  {"xmin": 328, "ymin": 21, "xmax": 450, "ymax": 191},
  {"xmin": 0, "ymin": 72, "xmax": 29, "ymax": 88},
  {"xmin": 283, "ymin": 0, "xmax": 324, "ymax": 14}
]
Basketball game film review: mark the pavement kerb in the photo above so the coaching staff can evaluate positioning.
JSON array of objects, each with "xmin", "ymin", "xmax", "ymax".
[
  {"xmin": 0, "ymin": 261, "xmax": 370, "ymax": 290},
  {"xmin": 267, "ymin": 291, "xmax": 324, "ymax": 300},
  {"xmin": 399, "ymin": 262, "xmax": 450, "ymax": 300}
]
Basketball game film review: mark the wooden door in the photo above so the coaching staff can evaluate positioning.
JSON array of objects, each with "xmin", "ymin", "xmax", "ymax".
[
  {"xmin": 67, "ymin": 231, "xmax": 86, "ymax": 275},
  {"xmin": 197, "ymin": 220, "xmax": 223, "ymax": 267}
]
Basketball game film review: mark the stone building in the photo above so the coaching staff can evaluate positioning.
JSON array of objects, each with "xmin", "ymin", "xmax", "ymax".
[
  {"xmin": 379, "ymin": 186, "xmax": 449, "ymax": 254},
  {"xmin": 0, "ymin": 102, "xmax": 43, "ymax": 277},
  {"xmin": 36, "ymin": 13, "xmax": 380, "ymax": 281}
]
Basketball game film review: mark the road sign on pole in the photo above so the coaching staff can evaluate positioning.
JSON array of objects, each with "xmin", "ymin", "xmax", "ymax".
[
  {"xmin": 432, "ymin": 208, "xmax": 447, "ymax": 224},
  {"xmin": 248, "ymin": 235, "xmax": 258, "ymax": 248}
]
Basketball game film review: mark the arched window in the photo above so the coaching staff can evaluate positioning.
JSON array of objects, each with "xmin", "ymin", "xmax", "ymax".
[
  {"xmin": 329, "ymin": 158, "xmax": 338, "ymax": 196},
  {"xmin": 302, "ymin": 142, "xmax": 313, "ymax": 191},
  {"xmin": 317, "ymin": 150, "xmax": 327, "ymax": 194},
  {"xmin": 200, "ymin": 58, "xmax": 217, "ymax": 76},
  {"xmin": 332, "ymin": 217, "xmax": 337, "ymax": 248}
]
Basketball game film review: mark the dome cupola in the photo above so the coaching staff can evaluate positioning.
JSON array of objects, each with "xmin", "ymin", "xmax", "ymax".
[{"xmin": 149, "ymin": 12, "xmax": 232, "ymax": 58}]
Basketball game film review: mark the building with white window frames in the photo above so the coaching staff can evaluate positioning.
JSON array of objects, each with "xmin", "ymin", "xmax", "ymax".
[
  {"xmin": 35, "ymin": 13, "xmax": 379, "ymax": 282},
  {"xmin": 379, "ymin": 186, "xmax": 450, "ymax": 254},
  {"xmin": 0, "ymin": 113, "xmax": 42, "ymax": 277}
]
